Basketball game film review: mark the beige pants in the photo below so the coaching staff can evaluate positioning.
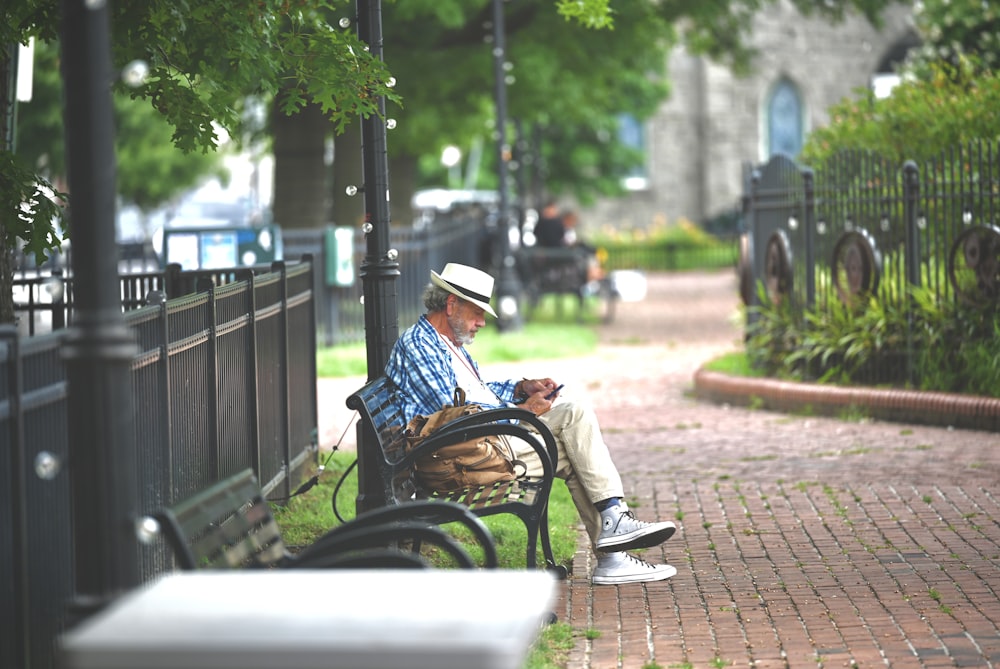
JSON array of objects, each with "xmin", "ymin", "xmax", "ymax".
[{"xmin": 508, "ymin": 400, "xmax": 624, "ymax": 548}]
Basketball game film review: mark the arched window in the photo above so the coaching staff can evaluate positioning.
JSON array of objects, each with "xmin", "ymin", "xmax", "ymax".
[
  {"xmin": 617, "ymin": 113, "xmax": 648, "ymax": 190},
  {"xmin": 767, "ymin": 78, "xmax": 803, "ymax": 158}
]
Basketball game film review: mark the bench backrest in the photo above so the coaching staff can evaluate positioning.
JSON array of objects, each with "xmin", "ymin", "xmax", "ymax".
[
  {"xmin": 156, "ymin": 469, "xmax": 290, "ymax": 569},
  {"xmin": 346, "ymin": 377, "xmax": 419, "ymax": 504},
  {"xmin": 519, "ymin": 247, "xmax": 588, "ymax": 289}
]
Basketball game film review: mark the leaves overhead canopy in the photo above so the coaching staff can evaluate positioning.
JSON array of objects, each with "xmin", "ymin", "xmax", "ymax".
[
  {"xmin": 907, "ymin": 0, "xmax": 1000, "ymax": 74},
  {"xmin": 3, "ymin": 0, "xmax": 398, "ymax": 263},
  {"xmin": 3, "ymin": 0, "xmax": 898, "ymax": 255},
  {"xmin": 378, "ymin": 0, "xmax": 895, "ymax": 199}
]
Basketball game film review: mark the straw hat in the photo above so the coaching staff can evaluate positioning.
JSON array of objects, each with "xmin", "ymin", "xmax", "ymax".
[{"xmin": 430, "ymin": 263, "xmax": 497, "ymax": 318}]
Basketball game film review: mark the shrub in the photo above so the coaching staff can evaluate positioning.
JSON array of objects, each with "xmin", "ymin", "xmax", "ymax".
[{"xmin": 746, "ymin": 282, "xmax": 1000, "ymax": 397}]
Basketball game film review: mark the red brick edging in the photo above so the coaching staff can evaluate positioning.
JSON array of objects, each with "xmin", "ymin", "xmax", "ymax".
[{"xmin": 693, "ymin": 368, "xmax": 1000, "ymax": 432}]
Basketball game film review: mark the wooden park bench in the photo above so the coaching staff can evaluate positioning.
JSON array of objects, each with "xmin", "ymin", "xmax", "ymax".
[
  {"xmin": 66, "ymin": 473, "xmax": 557, "ymax": 668},
  {"xmin": 517, "ymin": 246, "xmax": 617, "ymax": 323},
  {"xmin": 155, "ymin": 468, "xmax": 499, "ymax": 571},
  {"xmin": 347, "ymin": 376, "xmax": 567, "ymax": 576}
]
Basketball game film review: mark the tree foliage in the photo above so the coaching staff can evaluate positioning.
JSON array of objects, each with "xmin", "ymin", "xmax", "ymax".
[
  {"xmin": 376, "ymin": 0, "xmax": 897, "ymax": 204},
  {"xmin": 907, "ymin": 0, "xmax": 1000, "ymax": 74},
  {"xmin": 15, "ymin": 39, "xmax": 226, "ymax": 214},
  {"xmin": 802, "ymin": 56, "xmax": 1000, "ymax": 167},
  {"xmin": 800, "ymin": 0, "xmax": 1000, "ymax": 169},
  {"xmin": 3, "ymin": 0, "xmax": 899, "ymax": 262},
  {"xmin": 3, "ymin": 0, "xmax": 398, "ymax": 266}
]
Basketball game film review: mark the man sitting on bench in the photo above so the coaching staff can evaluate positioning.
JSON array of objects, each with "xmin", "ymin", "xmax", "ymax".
[{"xmin": 384, "ymin": 262, "xmax": 677, "ymax": 585}]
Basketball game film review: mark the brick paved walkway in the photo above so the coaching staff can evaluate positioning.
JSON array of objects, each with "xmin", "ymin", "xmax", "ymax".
[{"xmin": 546, "ymin": 271, "xmax": 1000, "ymax": 669}]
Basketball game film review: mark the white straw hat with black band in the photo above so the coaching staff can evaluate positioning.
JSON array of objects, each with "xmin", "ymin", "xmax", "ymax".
[{"xmin": 430, "ymin": 263, "xmax": 497, "ymax": 318}]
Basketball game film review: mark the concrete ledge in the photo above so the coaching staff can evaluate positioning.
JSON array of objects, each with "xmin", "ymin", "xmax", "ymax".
[{"xmin": 693, "ymin": 368, "xmax": 1000, "ymax": 433}]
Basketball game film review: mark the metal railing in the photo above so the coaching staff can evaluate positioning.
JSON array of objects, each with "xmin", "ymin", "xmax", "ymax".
[
  {"xmin": 1, "ymin": 259, "xmax": 317, "ymax": 669},
  {"xmin": 283, "ymin": 214, "xmax": 492, "ymax": 347},
  {"xmin": 743, "ymin": 141, "xmax": 1000, "ymax": 385}
]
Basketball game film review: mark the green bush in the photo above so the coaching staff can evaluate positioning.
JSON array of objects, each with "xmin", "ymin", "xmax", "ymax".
[
  {"xmin": 801, "ymin": 56, "xmax": 1000, "ymax": 166},
  {"xmin": 591, "ymin": 217, "xmax": 738, "ymax": 271},
  {"xmin": 746, "ymin": 282, "xmax": 1000, "ymax": 397}
]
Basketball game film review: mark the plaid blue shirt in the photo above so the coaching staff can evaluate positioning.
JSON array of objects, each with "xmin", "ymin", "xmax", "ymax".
[{"xmin": 385, "ymin": 315, "xmax": 518, "ymax": 424}]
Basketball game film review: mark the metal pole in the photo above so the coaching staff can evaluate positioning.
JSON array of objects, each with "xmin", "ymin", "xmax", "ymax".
[
  {"xmin": 491, "ymin": 0, "xmax": 523, "ymax": 331},
  {"xmin": 903, "ymin": 160, "xmax": 920, "ymax": 387},
  {"xmin": 355, "ymin": 0, "xmax": 397, "ymax": 512},
  {"xmin": 60, "ymin": 0, "xmax": 141, "ymax": 616},
  {"xmin": 803, "ymin": 168, "xmax": 815, "ymax": 308}
]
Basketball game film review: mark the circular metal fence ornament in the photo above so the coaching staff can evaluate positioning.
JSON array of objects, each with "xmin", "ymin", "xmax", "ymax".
[
  {"xmin": 764, "ymin": 231, "xmax": 793, "ymax": 304},
  {"xmin": 948, "ymin": 225, "xmax": 1000, "ymax": 307},
  {"xmin": 832, "ymin": 230, "xmax": 881, "ymax": 306}
]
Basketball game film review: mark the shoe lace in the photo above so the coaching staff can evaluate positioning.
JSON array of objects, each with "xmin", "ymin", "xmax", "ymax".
[
  {"xmin": 623, "ymin": 553, "xmax": 653, "ymax": 568},
  {"xmin": 615, "ymin": 508, "xmax": 645, "ymax": 527}
]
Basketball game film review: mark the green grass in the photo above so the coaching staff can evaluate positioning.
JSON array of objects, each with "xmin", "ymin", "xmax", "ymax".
[
  {"xmin": 700, "ymin": 351, "xmax": 763, "ymax": 377},
  {"xmin": 524, "ymin": 622, "xmax": 575, "ymax": 669},
  {"xmin": 317, "ymin": 320, "xmax": 599, "ymax": 378},
  {"xmin": 273, "ymin": 451, "xmax": 579, "ymax": 570},
  {"xmin": 272, "ymin": 451, "xmax": 582, "ymax": 666}
]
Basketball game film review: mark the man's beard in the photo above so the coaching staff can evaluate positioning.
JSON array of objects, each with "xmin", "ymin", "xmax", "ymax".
[{"xmin": 447, "ymin": 313, "xmax": 476, "ymax": 346}]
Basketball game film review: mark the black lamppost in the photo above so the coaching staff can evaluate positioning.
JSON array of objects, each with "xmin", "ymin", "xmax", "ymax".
[
  {"xmin": 60, "ymin": 0, "xmax": 140, "ymax": 615},
  {"xmin": 354, "ymin": 0, "xmax": 397, "ymax": 512},
  {"xmin": 490, "ymin": 0, "xmax": 523, "ymax": 332}
]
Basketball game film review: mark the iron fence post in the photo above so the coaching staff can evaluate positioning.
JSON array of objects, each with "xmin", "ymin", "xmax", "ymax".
[
  {"xmin": 746, "ymin": 168, "xmax": 762, "ymax": 332},
  {"xmin": 803, "ymin": 168, "xmax": 816, "ymax": 308},
  {"xmin": 355, "ymin": 0, "xmax": 397, "ymax": 512},
  {"xmin": 59, "ymin": 0, "xmax": 141, "ymax": 617},
  {"xmin": 903, "ymin": 160, "xmax": 921, "ymax": 387}
]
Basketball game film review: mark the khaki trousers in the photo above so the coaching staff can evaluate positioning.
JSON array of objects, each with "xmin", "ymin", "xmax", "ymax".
[{"xmin": 508, "ymin": 400, "xmax": 624, "ymax": 548}]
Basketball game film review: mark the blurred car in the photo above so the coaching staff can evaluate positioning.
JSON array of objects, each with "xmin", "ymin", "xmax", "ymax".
[
  {"xmin": 411, "ymin": 188, "xmax": 500, "ymax": 229},
  {"xmin": 153, "ymin": 194, "xmax": 282, "ymax": 271}
]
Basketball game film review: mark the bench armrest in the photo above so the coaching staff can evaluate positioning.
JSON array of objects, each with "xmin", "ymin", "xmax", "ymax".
[
  {"xmin": 295, "ymin": 500, "xmax": 498, "ymax": 569},
  {"xmin": 294, "ymin": 522, "xmax": 475, "ymax": 569}
]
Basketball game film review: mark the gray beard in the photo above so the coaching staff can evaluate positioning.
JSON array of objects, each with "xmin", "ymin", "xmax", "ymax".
[{"xmin": 446, "ymin": 315, "xmax": 476, "ymax": 346}]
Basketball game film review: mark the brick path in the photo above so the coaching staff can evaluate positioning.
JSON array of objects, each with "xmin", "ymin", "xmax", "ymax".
[{"xmin": 547, "ymin": 271, "xmax": 1000, "ymax": 669}]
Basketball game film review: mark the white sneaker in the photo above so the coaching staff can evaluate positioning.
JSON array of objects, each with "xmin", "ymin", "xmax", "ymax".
[
  {"xmin": 596, "ymin": 503, "xmax": 676, "ymax": 552},
  {"xmin": 592, "ymin": 552, "xmax": 677, "ymax": 585}
]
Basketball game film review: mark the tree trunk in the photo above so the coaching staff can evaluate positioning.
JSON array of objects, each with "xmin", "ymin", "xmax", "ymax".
[
  {"xmin": 333, "ymin": 127, "xmax": 418, "ymax": 229},
  {"xmin": 331, "ymin": 121, "xmax": 365, "ymax": 228},
  {"xmin": 388, "ymin": 153, "xmax": 417, "ymax": 228},
  {"xmin": 271, "ymin": 97, "xmax": 329, "ymax": 229}
]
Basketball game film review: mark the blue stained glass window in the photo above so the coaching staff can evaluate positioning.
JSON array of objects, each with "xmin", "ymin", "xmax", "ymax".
[
  {"xmin": 617, "ymin": 113, "xmax": 647, "ymax": 189},
  {"xmin": 768, "ymin": 79, "xmax": 803, "ymax": 158}
]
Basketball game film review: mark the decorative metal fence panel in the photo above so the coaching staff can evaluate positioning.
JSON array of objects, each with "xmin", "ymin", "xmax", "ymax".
[
  {"xmin": 283, "ymin": 215, "xmax": 489, "ymax": 347},
  {"xmin": 744, "ymin": 141, "xmax": 1000, "ymax": 384},
  {"xmin": 2, "ymin": 260, "xmax": 318, "ymax": 669}
]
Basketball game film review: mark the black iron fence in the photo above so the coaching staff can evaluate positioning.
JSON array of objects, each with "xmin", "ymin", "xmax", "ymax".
[
  {"xmin": 743, "ymin": 141, "xmax": 1000, "ymax": 384},
  {"xmin": 282, "ymin": 214, "xmax": 494, "ymax": 346},
  {"xmin": 1, "ymin": 259, "xmax": 317, "ymax": 669},
  {"xmin": 17, "ymin": 210, "xmax": 738, "ymax": 349}
]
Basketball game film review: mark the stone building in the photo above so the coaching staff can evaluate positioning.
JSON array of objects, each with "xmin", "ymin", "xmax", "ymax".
[{"xmin": 581, "ymin": 1, "xmax": 919, "ymax": 234}]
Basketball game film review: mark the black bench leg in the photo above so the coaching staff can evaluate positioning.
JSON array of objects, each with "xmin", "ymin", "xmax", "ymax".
[{"xmin": 538, "ymin": 509, "xmax": 567, "ymax": 579}]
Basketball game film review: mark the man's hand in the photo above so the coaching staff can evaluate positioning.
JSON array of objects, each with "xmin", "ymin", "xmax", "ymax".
[
  {"xmin": 518, "ymin": 378, "xmax": 561, "ymax": 415},
  {"xmin": 521, "ymin": 378, "xmax": 558, "ymax": 397}
]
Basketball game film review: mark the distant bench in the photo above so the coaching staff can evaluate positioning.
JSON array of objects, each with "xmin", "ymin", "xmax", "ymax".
[
  {"xmin": 517, "ymin": 246, "xmax": 617, "ymax": 323},
  {"xmin": 347, "ymin": 376, "xmax": 567, "ymax": 576}
]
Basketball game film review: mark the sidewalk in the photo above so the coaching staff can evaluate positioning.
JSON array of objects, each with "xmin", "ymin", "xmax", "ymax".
[
  {"xmin": 550, "ymin": 271, "xmax": 1000, "ymax": 669},
  {"xmin": 317, "ymin": 270, "xmax": 1000, "ymax": 668}
]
